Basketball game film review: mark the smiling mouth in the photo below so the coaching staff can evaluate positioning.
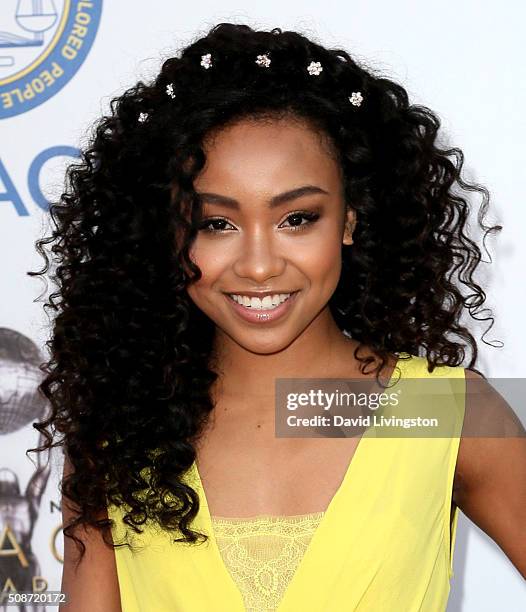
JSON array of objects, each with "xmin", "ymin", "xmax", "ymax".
[
  {"xmin": 226, "ymin": 291, "xmax": 298, "ymax": 311},
  {"xmin": 223, "ymin": 290, "xmax": 300, "ymax": 324}
]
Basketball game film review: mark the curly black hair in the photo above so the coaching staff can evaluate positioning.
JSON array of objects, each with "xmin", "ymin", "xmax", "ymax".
[{"xmin": 27, "ymin": 22, "xmax": 502, "ymax": 563}]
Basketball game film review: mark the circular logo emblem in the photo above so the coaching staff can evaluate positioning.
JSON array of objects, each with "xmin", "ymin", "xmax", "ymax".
[{"xmin": 0, "ymin": 0, "xmax": 103, "ymax": 119}]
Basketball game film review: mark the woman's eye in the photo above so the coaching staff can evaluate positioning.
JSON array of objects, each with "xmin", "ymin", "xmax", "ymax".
[
  {"xmin": 280, "ymin": 211, "xmax": 320, "ymax": 231},
  {"xmin": 198, "ymin": 218, "xmax": 235, "ymax": 233}
]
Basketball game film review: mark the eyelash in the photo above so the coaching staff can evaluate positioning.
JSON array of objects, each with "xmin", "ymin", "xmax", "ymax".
[{"xmin": 198, "ymin": 211, "xmax": 321, "ymax": 234}]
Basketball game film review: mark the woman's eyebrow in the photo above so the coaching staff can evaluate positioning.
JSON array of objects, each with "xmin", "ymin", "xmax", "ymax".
[{"xmin": 196, "ymin": 185, "xmax": 329, "ymax": 209}]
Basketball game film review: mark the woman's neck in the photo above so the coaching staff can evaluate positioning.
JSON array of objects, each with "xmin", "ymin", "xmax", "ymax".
[{"xmin": 209, "ymin": 308, "xmax": 365, "ymax": 404}]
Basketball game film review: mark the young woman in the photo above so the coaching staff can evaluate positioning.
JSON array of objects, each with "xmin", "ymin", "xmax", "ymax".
[{"xmin": 29, "ymin": 22, "xmax": 525, "ymax": 612}]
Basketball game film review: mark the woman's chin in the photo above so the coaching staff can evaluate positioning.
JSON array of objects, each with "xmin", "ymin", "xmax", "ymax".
[{"xmin": 225, "ymin": 327, "xmax": 301, "ymax": 356}]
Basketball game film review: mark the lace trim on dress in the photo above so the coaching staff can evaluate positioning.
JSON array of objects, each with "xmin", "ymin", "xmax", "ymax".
[{"xmin": 211, "ymin": 511, "xmax": 324, "ymax": 612}]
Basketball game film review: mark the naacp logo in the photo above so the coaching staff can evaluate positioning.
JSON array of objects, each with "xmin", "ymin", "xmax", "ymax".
[{"xmin": 0, "ymin": 1, "xmax": 102, "ymax": 119}]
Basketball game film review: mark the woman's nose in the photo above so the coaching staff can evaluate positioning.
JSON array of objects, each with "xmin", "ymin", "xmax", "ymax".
[{"xmin": 232, "ymin": 230, "xmax": 286, "ymax": 283}]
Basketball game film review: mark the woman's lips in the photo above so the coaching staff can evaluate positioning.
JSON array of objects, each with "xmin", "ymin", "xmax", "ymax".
[{"xmin": 224, "ymin": 291, "xmax": 299, "ymax": 324}]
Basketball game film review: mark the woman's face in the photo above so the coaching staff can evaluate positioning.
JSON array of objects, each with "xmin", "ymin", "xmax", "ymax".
[{"xmin": 187, "ymin": 116, "xmax": 355, "ymax": 354}]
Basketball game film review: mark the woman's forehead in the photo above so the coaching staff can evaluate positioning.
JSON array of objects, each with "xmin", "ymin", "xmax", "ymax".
[{"xmin": 197, "ymin": 118, "xmax": 341, "ymax": 191}]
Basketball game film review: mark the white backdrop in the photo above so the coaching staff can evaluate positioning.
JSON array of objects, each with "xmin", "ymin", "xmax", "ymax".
[{"xmin": 1, "ymin": 1, "xmax": 525, "ymax": 610}]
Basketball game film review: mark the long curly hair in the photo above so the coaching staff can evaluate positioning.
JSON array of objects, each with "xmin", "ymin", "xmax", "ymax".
[{"xmin": 27, "ymin": 22, "xmax": 501, "ymax": 562}]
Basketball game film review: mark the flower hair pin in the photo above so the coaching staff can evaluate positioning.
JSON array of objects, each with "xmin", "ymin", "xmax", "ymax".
[
  {"xmin": 138, "ymin": 112, "xmax": 149, "ymax": 123},
  {"xmin": 200, "ymin": 53, "xmax": 213, "ymax": 69},
  {"xmin": 307, "ymin": 61, "xmax": 323, "ymax": 76},
  {"xmin": 348, "ymin": 91, "xmax": 363, "ymax": 107},
  {"xmin": 166, "ymin": 83, "xmax": 176, "ymax": 99},
  {"xmin": 255, "ymin": 53, "xmax": 271, "ymax": 68}
]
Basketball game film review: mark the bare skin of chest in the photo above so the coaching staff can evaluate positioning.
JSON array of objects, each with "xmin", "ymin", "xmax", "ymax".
[
  {"xmin": 195, "ymin": 408, "xmax": 363, "ymax": 517},
  {"xmin": 194, "ymin": 349, "xmax": 388, "ymax": 517}
]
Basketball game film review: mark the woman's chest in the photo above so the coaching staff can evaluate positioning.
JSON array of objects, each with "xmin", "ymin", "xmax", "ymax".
[
  {"xmin": 112, "ymin": 433, "xmax": 457, "ymax": 612},
  {"xmin": 194, "ymin": 421, "xmax": 363, "ymax": 516}
]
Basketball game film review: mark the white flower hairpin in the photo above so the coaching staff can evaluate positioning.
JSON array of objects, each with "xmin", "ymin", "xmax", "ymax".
[
  {"xmin": 138, "ymin": 112, "xmax": 149, "ymax": 123},
  {"xmin": 348, "ymin": 91, "xmax": 363, "ymax": 107},
  {"xmin": 307, "ymin": 61, "xmax": 323, "ymax": 76},
  {"xmin": 166, "ymin": 83, "xmax": 176, "ymax": 99},
  {"xmin": 200, "ymin": 53, "xmax": 213, "ymax": 69},
  {"xmin": 255, "ymin": 53, "xmax": 271, "ymax": 68}
]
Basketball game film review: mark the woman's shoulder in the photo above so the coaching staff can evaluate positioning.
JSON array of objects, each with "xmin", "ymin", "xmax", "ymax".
[{"xmin": 396, "ymin": 351, "xmax": 467, "ymax": 379}]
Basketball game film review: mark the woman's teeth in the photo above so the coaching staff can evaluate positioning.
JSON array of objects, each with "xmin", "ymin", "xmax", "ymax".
[{"xmin": 229, "ymin": 293, "xmax": 292, "ymax": 310}]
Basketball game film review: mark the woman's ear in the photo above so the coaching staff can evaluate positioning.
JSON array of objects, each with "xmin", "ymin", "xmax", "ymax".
[{"xmin": 342, "ymin": 208, "xmax": 356, "ymax": 246}]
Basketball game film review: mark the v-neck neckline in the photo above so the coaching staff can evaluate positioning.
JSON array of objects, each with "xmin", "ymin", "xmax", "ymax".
[{"xmin": 188, "ymin": 355, "xmax": 406, "ymax": 612}]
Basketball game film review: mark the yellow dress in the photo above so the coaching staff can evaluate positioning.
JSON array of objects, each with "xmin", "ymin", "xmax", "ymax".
[{"xmin": 108, "ymin": 352, "xmax": 465, "ymax": 611}]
